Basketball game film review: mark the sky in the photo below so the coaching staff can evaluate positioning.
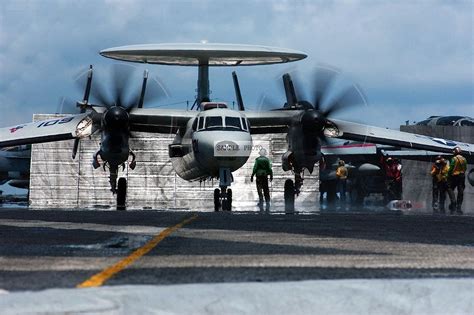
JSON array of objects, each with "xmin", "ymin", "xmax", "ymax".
[{"xmin": 0, "ymin": 0, "xmax": 473, "ymax": 128}]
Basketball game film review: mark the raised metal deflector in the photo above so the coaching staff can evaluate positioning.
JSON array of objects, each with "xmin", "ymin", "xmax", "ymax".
[{"xmin": 100, "ymin": 43, "xmax": 307, "ymax": 105}]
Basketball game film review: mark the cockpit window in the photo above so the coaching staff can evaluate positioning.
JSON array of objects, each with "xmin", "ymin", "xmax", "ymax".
[
  {"xmin": 225, "ymin": 117, "xmax": 242, "ymax": 130},
  {"xmin": 198, "ymin": 117, "xmax": 204, "ymax": 130},
  {"xmin": 205, "ymin": 116, "xmax": 223, "ymax": 128},
  {"xmin": 241, "ymin": 117, "xmax": 248, "ymax": 130}
]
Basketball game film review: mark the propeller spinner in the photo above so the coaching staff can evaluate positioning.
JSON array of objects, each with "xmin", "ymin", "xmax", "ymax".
[{"xmin": 279, "ymin": 67, "xmax": 368, "ymax": 144}]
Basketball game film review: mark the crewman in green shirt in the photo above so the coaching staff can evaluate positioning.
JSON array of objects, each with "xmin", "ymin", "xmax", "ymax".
[{"xmin": 251, "ymin": 148, "xmax": 273, "ymax": 211}]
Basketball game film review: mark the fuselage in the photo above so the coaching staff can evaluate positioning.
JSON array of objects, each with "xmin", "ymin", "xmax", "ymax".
[{"xmin": 170, "ymin": 106, "xmax": 252, "ymax": 181}]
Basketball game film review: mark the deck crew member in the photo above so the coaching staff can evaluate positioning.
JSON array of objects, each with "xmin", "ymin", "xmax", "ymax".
[
  {"xmin": 251, "ymin": 148, "xmax": 273, "ymax": 211},
  {"xmin": 336, "ymin": 159, "xmax": 348, "ymax": 203},
  {"xmin": 431, "ymin": 156, "xmax": 449, "ymax": 214},
  {"xmin": 447, "ymin": 147, "xmax": 467, "ymax": 214}
]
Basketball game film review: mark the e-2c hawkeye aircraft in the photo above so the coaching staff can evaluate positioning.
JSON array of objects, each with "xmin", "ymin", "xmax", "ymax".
[{"xmin": 0, "ymin": 43, "xmax": 472, "ymax": 211}]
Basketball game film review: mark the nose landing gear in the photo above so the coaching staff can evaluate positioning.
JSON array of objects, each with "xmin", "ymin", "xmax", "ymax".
[
  {"xmin": 214, "ymin": 168, "xmax": 234, "ymax": 211},
  {"xmin": 214, "ymin": 187, "xmax": 232, "ymax": 211}
]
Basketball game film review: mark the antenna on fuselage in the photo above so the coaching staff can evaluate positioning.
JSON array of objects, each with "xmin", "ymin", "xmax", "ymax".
[
  {"xmin": 190, "ymin": 58, "xmax": 211, "ymax": 111},
  {"xmin": 283, "ymin": 73, "xmax": 298, "ymax": 108},
  {"xmin": 137, "ymin": 69, "xmax": 149, "ymax": 109},
  {"xmin": 232, "ymin": 71, "xmax": 245, "ymax": 111}
]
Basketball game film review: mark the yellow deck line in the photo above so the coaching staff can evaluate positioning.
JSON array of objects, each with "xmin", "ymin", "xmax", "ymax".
[{"xmin": 77, "ymin": 214, "xmax": 198, "ymax": 288}]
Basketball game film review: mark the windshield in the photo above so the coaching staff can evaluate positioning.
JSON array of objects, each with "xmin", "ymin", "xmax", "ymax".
[
  {"xmin": 198, "ymin": 117, "xmax": 204, "ymax": 130},
  {"xmin": 205, "ymin": 116, "xmax": 223, "ymax": 129},
  {"xmin": 225, "ymin": 117, "xmax": 242, "ymax": 130},
  {"xmin": 199, "ymin": 116, "xmax": 248, "ymax": 131},
  {"xmin": 241, "ymin": 117, "xmax": 248, "ymax": 130}
]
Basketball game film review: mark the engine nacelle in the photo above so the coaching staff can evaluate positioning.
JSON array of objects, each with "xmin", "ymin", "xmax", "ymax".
[{"xmin": 284, "ymin": 119, "xmax": 322, "ymax": 174}]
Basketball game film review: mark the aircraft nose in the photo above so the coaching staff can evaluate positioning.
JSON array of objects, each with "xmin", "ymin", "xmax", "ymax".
[{"xmin": 194, "ymin": 131, "xmax": 252, "ymax": 173}]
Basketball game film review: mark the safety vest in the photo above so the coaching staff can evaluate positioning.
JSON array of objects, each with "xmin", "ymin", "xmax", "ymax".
[
  {"xmin": 449, "ymin": 155, "xmax": 467, "ymax": 176},
  {"xmin": 431, "ymin": 164, "xmax": 449, "ymax": 182},
  {"xmin": 336, "ymin": 166, "xmax": 348, "ymax": 180}
]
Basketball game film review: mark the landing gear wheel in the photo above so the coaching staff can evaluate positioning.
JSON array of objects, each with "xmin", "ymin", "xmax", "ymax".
[
  {"xmin": 116, "ymin": 177, "xmax": 127, "ymax": 211},
  {"xmin": 284, "ymin": 179, "xmax": 295, "ymax": 213},
  {"xmin": 222, "ymin": 199, "xmax": 229, "ymax": 211},
  {"xmin": 214, "ymin": 188, "xmax": 221, "ymax": 212},
  {"xmin": 226, "ymin": 188, "xmax": 232, "ymax": 211}
]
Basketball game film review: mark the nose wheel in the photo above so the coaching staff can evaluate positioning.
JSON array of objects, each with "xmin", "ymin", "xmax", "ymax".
[{"xmin": 214, "ymin": 187, "xmax": 232, "ymax": 211}]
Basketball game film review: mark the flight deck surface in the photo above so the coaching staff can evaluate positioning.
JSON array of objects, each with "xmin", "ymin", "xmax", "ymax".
[{"xmin": 0, "ymin": 209, "xmax": 472, "ymax": 314}]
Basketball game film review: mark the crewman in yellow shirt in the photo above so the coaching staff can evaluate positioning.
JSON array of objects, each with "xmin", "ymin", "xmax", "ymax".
[
  {"xmin": 447, "ymin": 147, "xmax": 467, "ymax": 214},
  {"xmin": 430, "ymin": 156, "xmax": 449, "ymax": 214},
  {"xmin": 336, "ymin": 160, "xmax": 348, "ymax": 203}
]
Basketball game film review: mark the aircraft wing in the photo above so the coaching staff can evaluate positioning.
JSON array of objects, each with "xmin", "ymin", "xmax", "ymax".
[
  {"xmin": 331, "ymin": 118, "xmax": 474, "ymax": 157},
  {"xmin": 321, "ymin": 143, "xmax": 378, "ymax": 156},
  {"xmin": 246, "ymin": 110, "xmax": 473, "ymax": 156},
  {"xmin": 245, "ymin": 110, "xmax": 300, "ymax": 134},
  {"xmin": 129, "ymin": 108, "xmax": 196, "ymax": 133},
  {"xmin": 0, "ymin": 114, "xmax": 93, "ymax": 148}
]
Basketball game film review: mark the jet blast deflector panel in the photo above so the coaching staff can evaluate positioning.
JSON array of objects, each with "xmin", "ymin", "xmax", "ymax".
[{"xmin": 28, "ymin": 114, "xmax": 319, "ymax": 210}]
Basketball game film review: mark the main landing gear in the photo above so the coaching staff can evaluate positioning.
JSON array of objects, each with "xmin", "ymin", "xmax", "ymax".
[
  {"xmin": 92, "ymin": 150, "xmax": 136, "ymax": 210},
  {"xmin": 116, "ymin": 177, "xmax": 127, "ymax": 211},
  {"xmin": 284, "ymin": 173, "xmax": 303, "ymax": 213}
]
